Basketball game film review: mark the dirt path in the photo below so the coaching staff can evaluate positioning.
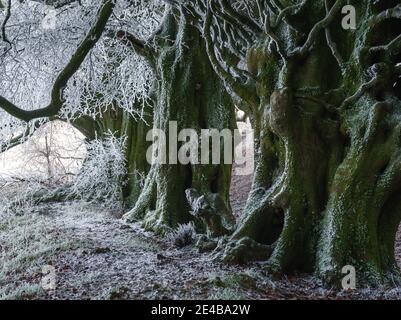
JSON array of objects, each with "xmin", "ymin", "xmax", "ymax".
[{"xmin": 46, "ymin": 205, "xmax": 251, "ymax": 300}]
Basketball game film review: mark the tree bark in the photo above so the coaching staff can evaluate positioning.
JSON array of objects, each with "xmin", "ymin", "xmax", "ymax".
[{"xmin": 123, "ymin": 8, "xmax": 236, "ymax": 235}]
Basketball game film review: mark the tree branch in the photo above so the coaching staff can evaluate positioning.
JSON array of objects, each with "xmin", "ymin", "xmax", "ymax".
[
  {"xmin": 0, "ymin": 119, "xmax": 46, "ymax": 153},
  {"xmin": 273, "ymin": 0, "xmax": 307, "ymax": 28},
  {"xmin": 219, "ymin": 0, "xmax": 262, "ymax": 36},
  {"xmin": 1, "ymin": 0, "xmax": 11, "ymax": 46},
  {"xmin": 370, "ymin": 34, "xmax": 401, "ymax": 60},
  {"xmin": 24, "ymin": 0, "xmax": 81, "ymax": 9},
  {"xmin": 115, "ymin": 30, "xmax": 155, "ymax": 67},
  {"xmin": 341, "ymin": 63, "xmax": 390, "ymax": 110},
  {"xmin": 0, "ymin": 0, "xmax": 115, "ymax": 122},
  {"xmin": 291, "ymin": 0, "xmax": 344, "ymax": 58},
  {"xmin": 203, "ymin": 2, "xmax": 259, "ymax": 110}
]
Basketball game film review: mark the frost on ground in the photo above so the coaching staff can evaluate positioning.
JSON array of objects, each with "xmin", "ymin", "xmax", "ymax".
[
  {"xmin": 1, "ymin": 188, "xmax": 401, "ymax": 299},
  {"xmin": 0, "ymin": 198, "xmax": 264, "ymax": 300}
]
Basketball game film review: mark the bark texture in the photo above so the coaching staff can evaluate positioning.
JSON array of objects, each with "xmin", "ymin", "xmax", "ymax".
[{"xmin": 123, "ymin": 8, "xmax": 236, "ymax": 235}]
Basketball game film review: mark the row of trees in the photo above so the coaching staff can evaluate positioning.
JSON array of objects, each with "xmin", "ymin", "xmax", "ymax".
[{"xmin": 1, "ymin": 0, "xmax": 401, "ymax": 287}]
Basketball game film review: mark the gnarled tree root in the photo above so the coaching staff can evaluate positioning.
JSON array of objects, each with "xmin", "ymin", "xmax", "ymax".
[{"xmin": 213, "ymin": 237, "xmax": 274, "ymax": 264}]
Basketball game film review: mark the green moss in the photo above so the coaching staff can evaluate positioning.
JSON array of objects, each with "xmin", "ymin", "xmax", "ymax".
[{"xmin": 215, "ymin": 1, "xmax": 401, "ymax": 288}]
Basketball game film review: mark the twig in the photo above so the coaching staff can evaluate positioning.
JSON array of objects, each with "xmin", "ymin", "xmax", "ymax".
[{"xmin": 1, "ymin": 0, "xmax": 11, "ymax": 47}]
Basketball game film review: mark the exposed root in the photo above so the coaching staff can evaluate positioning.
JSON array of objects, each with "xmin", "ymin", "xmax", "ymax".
[
  {"xmin": 186, "ymin": 188, "xmax": 236, "ymax": 237},
  {"xmin": 214, "ymin": 237, "xmax": 273, "ymax": 264},
  {"xmin": 195, "ymin": 234, "xmax": 218, "ymax": 253},
  {"xmin": 141, "ymin": 209, "xmax": 173, "ymax": 235},
  {"xmin": 123, "ymin": 170, "xmax": 156, "ymax": 223}
]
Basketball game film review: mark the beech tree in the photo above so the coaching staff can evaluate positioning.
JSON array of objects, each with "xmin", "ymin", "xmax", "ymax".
[{"xmin": 121, "ymin": 5, "xmax": 236, "ymax": 234}]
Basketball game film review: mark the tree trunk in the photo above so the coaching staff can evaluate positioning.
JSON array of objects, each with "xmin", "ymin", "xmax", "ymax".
[
  {"xmin": 216, "ymin": 1, "xmax": 401, "ymax": 287},
  {"xmin": 123, "ymin": 8, "xmax": 236, "ymax": 234},
  {"xmin": 318, "ymin": 97, "xmax": 401, "ymax": 286}
]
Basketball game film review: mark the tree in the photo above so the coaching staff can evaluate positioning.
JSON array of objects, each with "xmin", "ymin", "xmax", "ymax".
[
  {"xmin": 122, "ymin": 6, "xmax": 236, "ymax": 234},
  {"xmin": 0, "ymin": 0, "xmax": 236, "ymax": 234},
  {"xmin": 17, "ymin": 121, "xmax": 85, "ymax": 183},
  {"xmin": 173, "ymin": 0, "xmax": 401, "ymax": 287}
]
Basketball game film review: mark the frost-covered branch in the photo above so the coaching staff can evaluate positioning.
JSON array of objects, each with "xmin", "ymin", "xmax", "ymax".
[
  {"xmin": 0, "ymin": 0, "xmax": 11, "ymax": 46},
  {"xmin": 70, "ymin": 132, "xmax": 127, "ymax": 209},
  {"xmin": 324, "ymin": 0, "xmax": 344, "ymax": 73},
  {"xmin": 115, "ymin": 29, "xmax": 155, "ymax": 66},
  {"xmin": 272, "ymin": 0, "xmax": 307, "ymax": 28},
  {"xmin": 27, "ymin": 0, "xmax": 81, "ymax": 8},
  {"xmin": 203, "ymin": 2, "xmax": 259, "ymax": 110},
  {"xmin": 0, "ymin": 0, "xmax": 115, "ymax": 122},
  {"xmin": 0, "ymin": 119, "xmax": 46, "ymax": 153}
]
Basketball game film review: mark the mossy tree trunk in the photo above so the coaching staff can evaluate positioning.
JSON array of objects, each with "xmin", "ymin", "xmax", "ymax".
[
  {"xmin": 193, "ymin": 0, "xmax": 401, "ymax": 287},
  {"xmin": 123, "ymin": 7, "xmax": 236, "ymax": 234}
]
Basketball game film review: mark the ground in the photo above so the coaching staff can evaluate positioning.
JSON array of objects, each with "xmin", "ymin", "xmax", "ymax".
[{"xmin": 1, "ymin": 173, "xmax": 401, "ymax": 300}]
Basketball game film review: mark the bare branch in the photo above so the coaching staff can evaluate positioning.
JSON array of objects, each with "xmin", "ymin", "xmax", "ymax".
[
  {"xmin": 203, "ymin": 2, "xmax": 259, "ymax": 110},
  {"xmin": 219, "ymin": 0, "xmax": 262, "ymax": 36},
  {"xmin": 24, "ymin": 0, "xmax": 81, "ymax": 9},
  {"xmin": 0, "ymin": 119, "xmax": 46, "ymax": 153},
  {"xmin": 0, "ymin": 0, "xmax": 115, "ymax": 122},
  {"xmin": 1, "ymin": 0, "xmax": 11, "ymax": 46},
  {"xmin": 291, "ymin": 0, "xmax": 344, "ymax": 58},
  {"xmin": 115, "ymin": 30, "xmax": 155, "ymax": 67},
  {"xmin": 341, "ymin": 63, "xmax": 390, "ymax": 110},
  {"xmin": 263, "ymin": 15, "xmax": 287, "ymax": 61},
  {"xmin": 273, "ymin": 0, "xmax": 307, "ymax": 28},
  {"xmin": 324, "ymin": 0, "xmax": 345, "ymax": 73}
]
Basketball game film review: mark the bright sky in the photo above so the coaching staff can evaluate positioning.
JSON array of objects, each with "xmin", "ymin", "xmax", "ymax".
[{"xmin": 0, "ymin": 121, "xmax": 86, "ymax": 181}]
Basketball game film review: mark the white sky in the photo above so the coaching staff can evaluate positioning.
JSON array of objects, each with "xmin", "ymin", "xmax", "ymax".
[{"xmin": 0, "ymin": 121, "xmax": 86, "ymax": 181}]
